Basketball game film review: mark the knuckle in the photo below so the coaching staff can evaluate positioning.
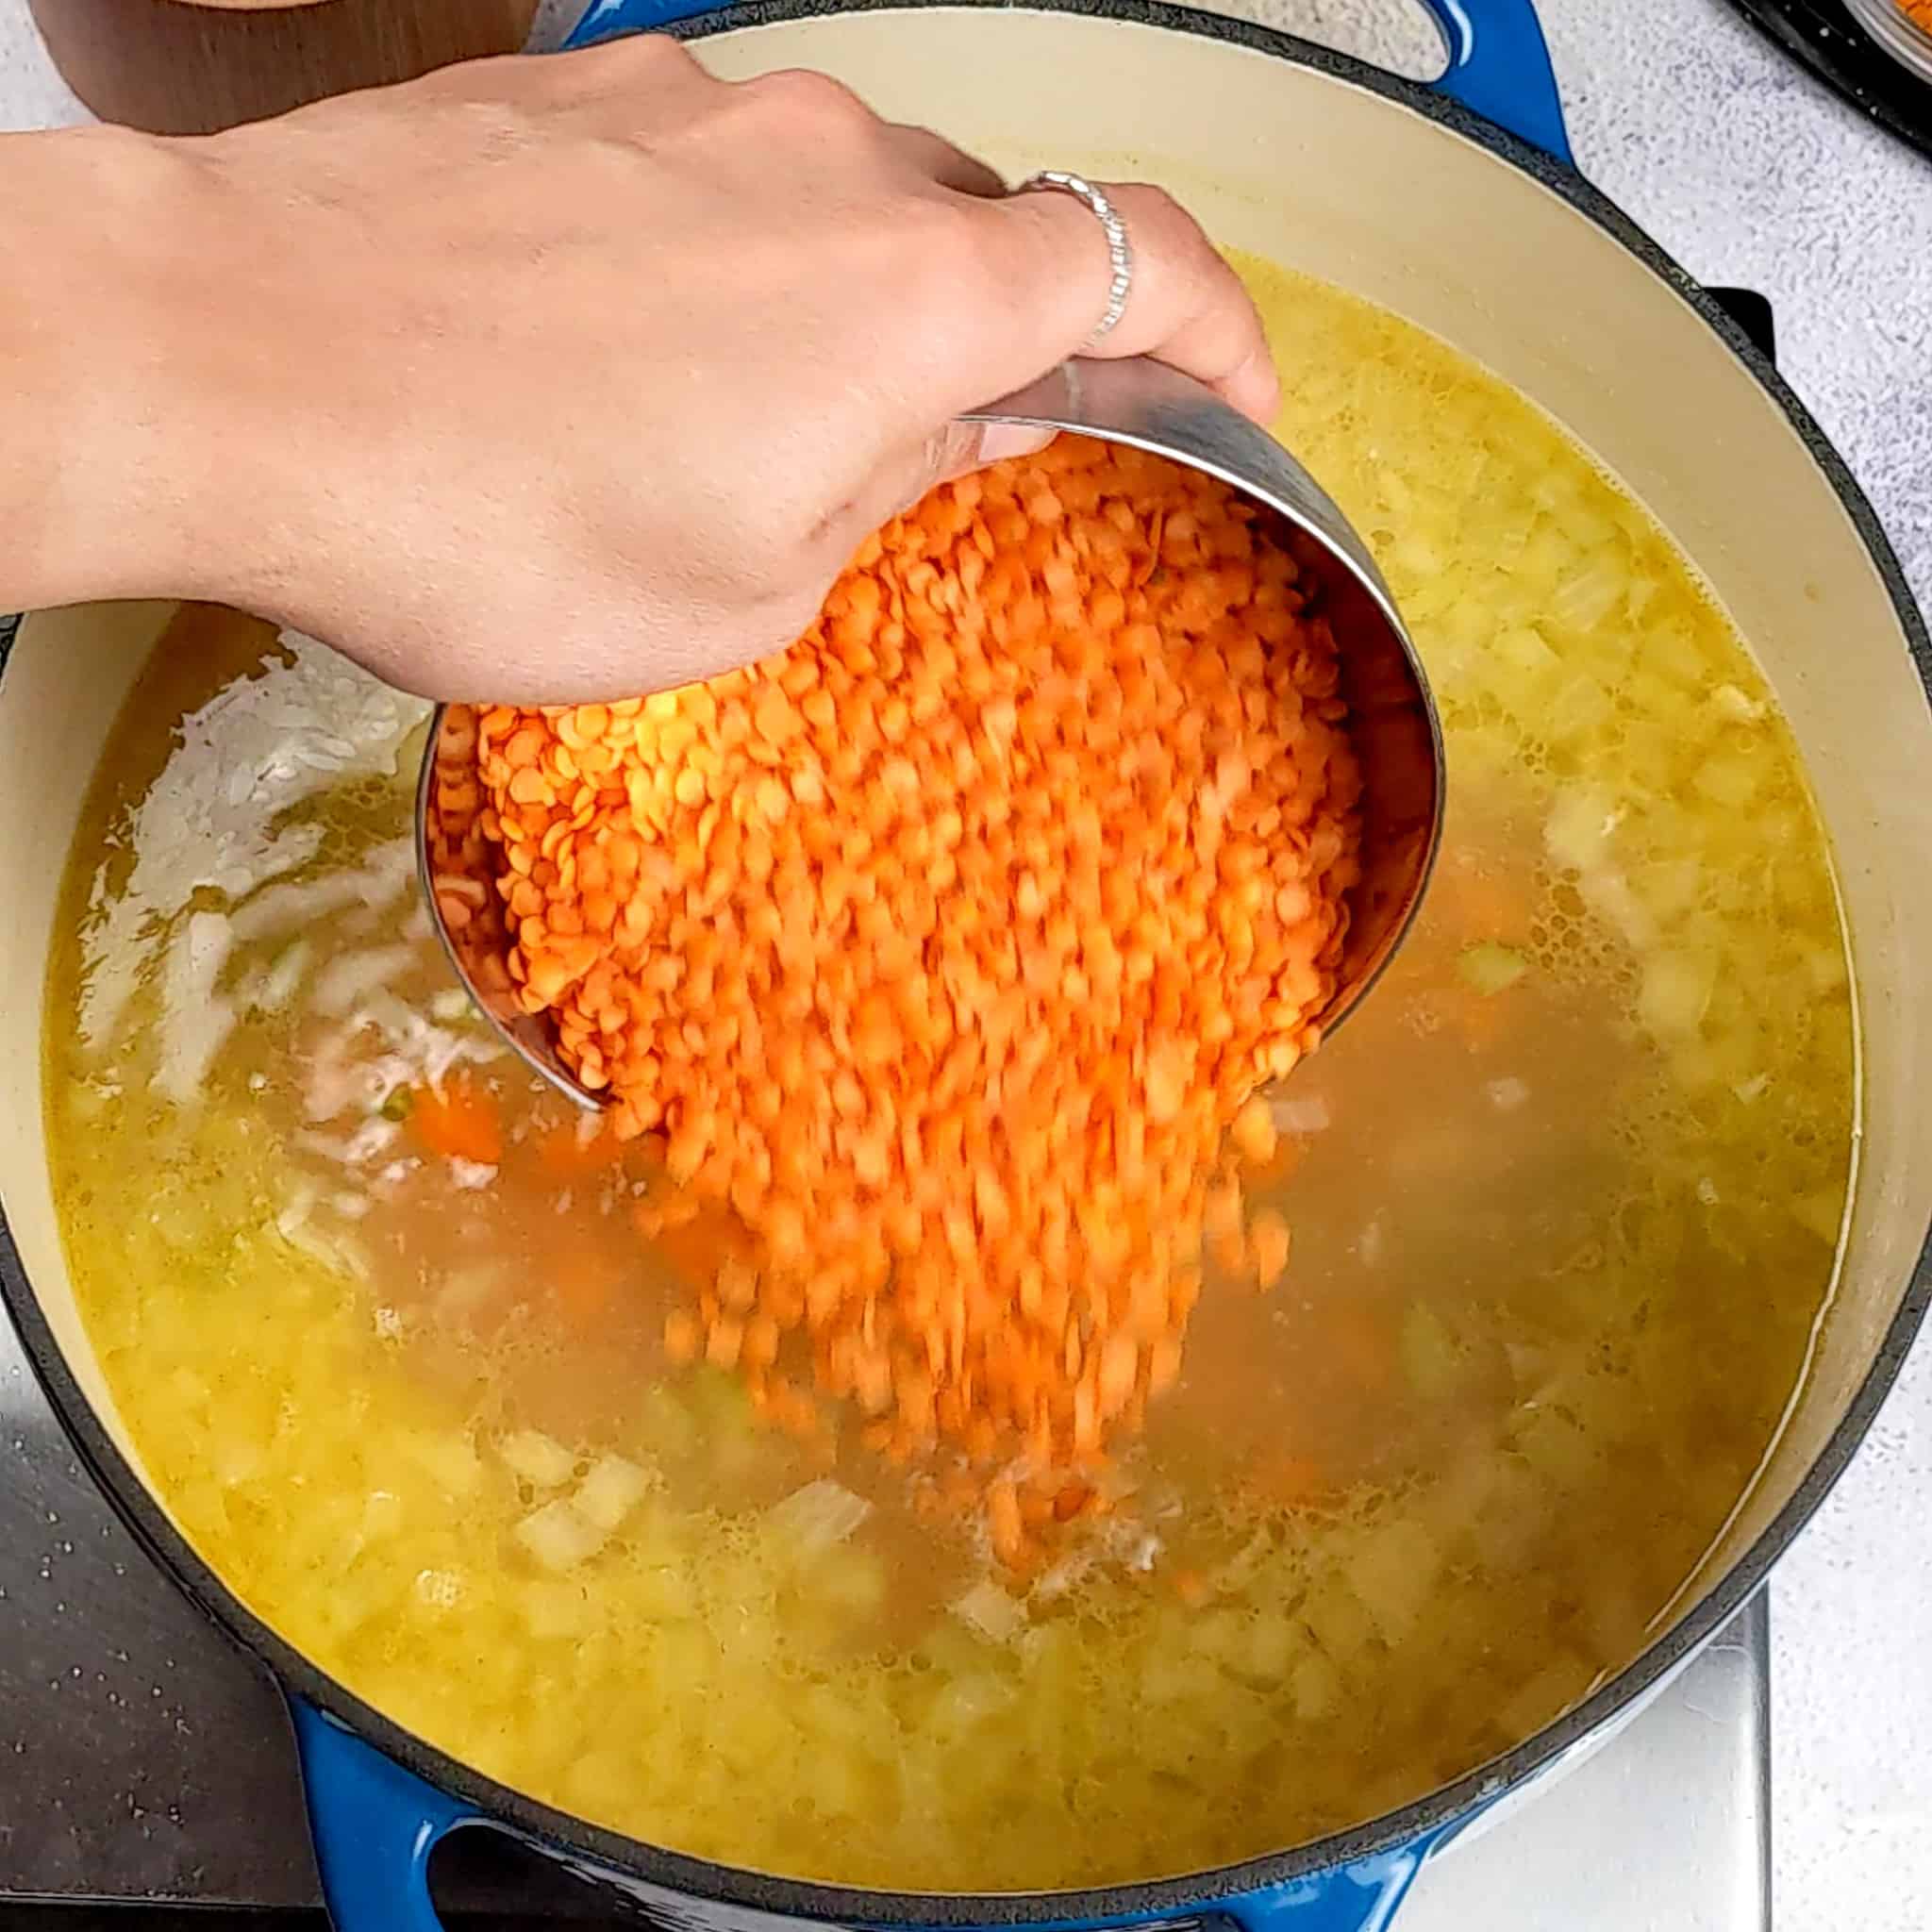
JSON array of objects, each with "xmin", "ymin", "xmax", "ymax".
[
  {"xmin": 594, "ymin": 31, "xmax": 701, "ymax": 77},
  {"xmin": 745, "ymin": 66, "xmax": 876, "ymax": 135},
  {"xmin": 558, "ymin": 30, "xmax": 696, "ymax": 100},
  {"xmin": 1116, "ymin": 180, "xmax": 1185, "ymax": 224},
  {"xmin": 1112, "ymin": 182, "xmax": 1206, "ymax": 261},
  {"xmin": 538, "ymin": 34, "xmax": 714, "ymax": 124}
]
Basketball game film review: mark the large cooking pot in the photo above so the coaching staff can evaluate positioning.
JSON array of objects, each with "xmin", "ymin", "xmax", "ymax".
[{"xmin": 2, "ymin": 1, "xmax": 1928, "ymax": 1926}]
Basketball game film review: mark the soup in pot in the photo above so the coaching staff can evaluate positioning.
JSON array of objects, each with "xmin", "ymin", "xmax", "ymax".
[{"xmin": 40, "ymin": 258, "xmax": 1855, "ymax": 1889}]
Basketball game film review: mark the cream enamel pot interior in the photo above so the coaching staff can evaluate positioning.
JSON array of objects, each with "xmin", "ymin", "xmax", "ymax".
[{"xmin": 2, "ymin": 4, "xmax": 1930, "ymax": 1929}]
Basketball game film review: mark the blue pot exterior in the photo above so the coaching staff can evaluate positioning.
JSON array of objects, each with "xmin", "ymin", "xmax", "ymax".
[
  {"xmin": 293, "ymin": 1698, "xmax": 1452, "ymax": 1932},
  {"xmin": 562, "ymin": 0, "xmax": 1573, "ymax": 158}
]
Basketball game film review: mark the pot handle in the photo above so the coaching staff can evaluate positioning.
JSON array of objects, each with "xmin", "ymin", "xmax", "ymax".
[
  {"xmin": 559, "ymin": 0, "xmax": 1572, "ymax": 165},
  {"xmin": 291, "ymin": 1698, "xmax": 478, "ymax": 1930},
  {"xmin": 291, "ymin": 1687, "xmax": 1460, "ymax": 1928},
  {"xmin": 1413, "ymin": 0, "xmax": 1573, "ymax": 163},
  {"xmin": 1208, "ymin": 1837, "xmax": 1439, "ymax": 1932}
]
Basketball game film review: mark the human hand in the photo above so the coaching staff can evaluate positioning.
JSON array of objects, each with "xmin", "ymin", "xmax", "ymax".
[{"xmin": 6, "ymin": 37, "xmax": 1275, "ymax": 701}]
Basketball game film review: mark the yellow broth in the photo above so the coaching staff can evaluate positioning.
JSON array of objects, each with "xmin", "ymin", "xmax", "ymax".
[{"xmin": 41, "ymin": 262, "xmax": 1855, "ymax": 1888}]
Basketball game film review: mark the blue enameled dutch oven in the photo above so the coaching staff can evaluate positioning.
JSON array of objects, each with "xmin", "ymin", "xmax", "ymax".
[{"xmin": 1, "ymin": 1, "xmax": 1928, "ymax": 1928}]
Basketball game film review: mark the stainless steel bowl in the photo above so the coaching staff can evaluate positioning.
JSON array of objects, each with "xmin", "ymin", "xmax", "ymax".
[{"xmin": 416, "ymin": 354, "xmax": 1445, "ymax": 1107}]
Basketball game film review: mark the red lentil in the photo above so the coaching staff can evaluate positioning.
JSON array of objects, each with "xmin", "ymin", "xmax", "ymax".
[{"xmin": 431, "ymin": 439, "xmax": 1361, "ymax": 1562}]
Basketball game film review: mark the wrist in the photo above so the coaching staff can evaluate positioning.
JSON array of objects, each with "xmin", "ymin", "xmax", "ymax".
[{"xmin": 0, "ymin": 125, "xmax": 245, "ymax": 613}]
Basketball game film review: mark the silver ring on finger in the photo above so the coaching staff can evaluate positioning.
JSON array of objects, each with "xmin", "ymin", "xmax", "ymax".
[{"xmin": 1014, "ymin": 170, "xmax": 1134, "ymax": 350}]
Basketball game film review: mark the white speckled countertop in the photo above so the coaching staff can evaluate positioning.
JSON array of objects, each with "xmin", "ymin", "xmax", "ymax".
[{"xmin": 2, "ymin": 3, "xmax": 1928, "ymax": 1926}]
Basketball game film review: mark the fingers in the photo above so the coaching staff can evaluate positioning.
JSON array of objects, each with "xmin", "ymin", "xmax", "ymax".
[
  {"xmin": 925, "ymin": 420, "xmax": 1058, "ymax": 491},
  {"xmin": 877, "ymin": 421, "xmax": 1058, "ymax": 524},
  {"xmin": 1093, "ymin": 184, "xmax": 1280, "ymax": 422},
  {"xmin": 556, "ymin": 45, "xmax": 1272, "ymax": 423},
  {"xmin": 498, "ymin": 29, "xmax": 720, "ymax": 112},
  {"xmin": 881, "ymin": 123, "xmax": 1008, "ymax": 199},
  {"xmin": 947, "ymin": 180, "xmax": 1279, "ymax": 425}
]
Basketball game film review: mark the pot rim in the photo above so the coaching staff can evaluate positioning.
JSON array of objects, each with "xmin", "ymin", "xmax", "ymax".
[{"xmin": 4, "ymin": 1, "xmax": 1930, "ymax": 1921}]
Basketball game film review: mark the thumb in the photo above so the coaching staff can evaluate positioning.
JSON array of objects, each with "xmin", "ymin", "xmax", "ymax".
[
  {"xmin": 932, "ymin": 419, "xmax": 1059, "ymax": 489},
  {"xmin": 884, "ymin": 420, "xmax": 1058, "ymax": 524},
  {"xmin": 818, "ymin": 421, "xmax": 1059, "ymax": 579}
]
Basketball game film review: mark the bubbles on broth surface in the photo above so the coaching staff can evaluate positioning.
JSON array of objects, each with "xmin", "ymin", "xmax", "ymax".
[{"xmin": 42, "ymin": 262, "xmax": 1854, "ymax": 1888}]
